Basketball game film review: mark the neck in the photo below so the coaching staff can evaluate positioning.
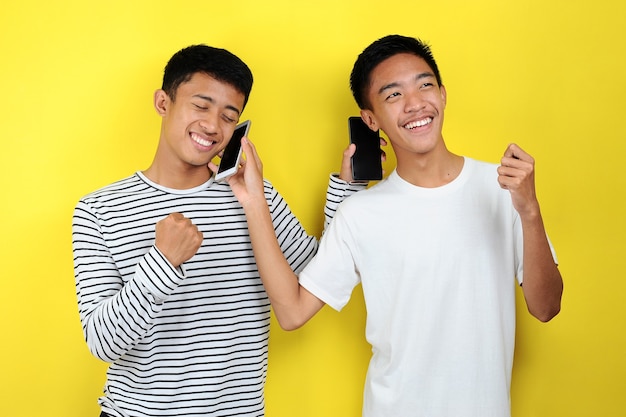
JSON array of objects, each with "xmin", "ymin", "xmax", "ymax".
[
  {"xmin": 396, "ymin": 147, "xmax": 464, "ymax": 188},
  {"xmin": 143, "ymin": 160, "xmax": 212, "ymax": 190}
]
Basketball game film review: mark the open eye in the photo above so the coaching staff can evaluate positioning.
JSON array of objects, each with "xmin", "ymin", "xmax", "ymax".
[{"xmin": 386, "ymin": 91, "xmax": 401, "ymax": 101}]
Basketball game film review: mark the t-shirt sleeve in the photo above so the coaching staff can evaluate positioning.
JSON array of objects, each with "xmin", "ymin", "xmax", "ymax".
[{"xmin": 298, "ymin": 209, "xmax": 361, "ymax": 311}]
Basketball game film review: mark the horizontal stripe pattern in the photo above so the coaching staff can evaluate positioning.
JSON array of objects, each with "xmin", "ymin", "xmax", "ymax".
[{"xmin": 73, "ymin": 172, "xmax": 361, "ymax": 416}]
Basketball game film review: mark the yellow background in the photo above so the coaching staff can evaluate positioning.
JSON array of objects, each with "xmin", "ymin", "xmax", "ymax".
[{"xmin": 1, "ymin": 1, "xmax": 625, "ymax": 416}]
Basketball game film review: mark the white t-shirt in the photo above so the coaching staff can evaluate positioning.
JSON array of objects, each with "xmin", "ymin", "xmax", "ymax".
[{"xmin": 299, "ymin": 158, "xmax": 548, "ymax": 417}]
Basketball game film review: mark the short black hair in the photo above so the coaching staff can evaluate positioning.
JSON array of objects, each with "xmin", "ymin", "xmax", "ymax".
[
  {"xmin": 350, "ymin": 35, "xmax": 442, "ymax": 109},
  {"xmin": 162, "ymin": 44, "xmax": 253, "ymax": 108}
]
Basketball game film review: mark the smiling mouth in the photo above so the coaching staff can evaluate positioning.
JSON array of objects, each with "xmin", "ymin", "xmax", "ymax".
[
  {"xmin": 404, "ymin": 117, "xmax": 433, "ymax": 130},
  {"xmin": 191, "ymin": 132, "xmax": 215, "ymax": 147}
]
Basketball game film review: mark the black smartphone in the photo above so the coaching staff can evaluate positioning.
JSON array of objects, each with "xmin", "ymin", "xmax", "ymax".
[
  {"xmin": 348, "ymin": 116, "xmax": 382, "ymax": 181},
  {"xmin": 215, "ymin": 120, "xmax": 251, "ymax": 181}
]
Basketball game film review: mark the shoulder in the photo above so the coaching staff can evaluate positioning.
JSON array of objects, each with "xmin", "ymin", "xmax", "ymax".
[
  {"xmin": 335, "ymin": 176, "xmax": 393, "ymax": 214},
  {"xmin": 262, "ymin": 178, "xmax": 274, "ymax": 192},
  {"xmin": 262, "ymin": 178, "xmax": 286, "ymax": 207},
  {"xmin": 462, "ymin": 157, "xmax": 501, "ymax": 185},
  {"xmin": 463, "ymin": 157, "xmax": 515, "ymax": 206},
  {"xmin": 465, "ymin": 157, "xmax": 498, "ymax": 173},
  {"xmin": 261, "ymin": 178, "xmax": 277, "ymax": 198},
  {"xmin": 82, "ymin": 173, "xmax": 143, "ymax": 196},
  {"xmin": 80, "ymin": 174, "xmax": 142, "ymax": 200}
]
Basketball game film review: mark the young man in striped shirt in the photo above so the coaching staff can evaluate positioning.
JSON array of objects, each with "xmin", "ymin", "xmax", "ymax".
[{"xmin": 72, "ymin": 44, "xmax": 366, "ymax": 417}]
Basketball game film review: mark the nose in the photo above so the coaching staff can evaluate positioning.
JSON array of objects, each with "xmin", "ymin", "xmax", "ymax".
[
  {"xmin": 404, "ymin": 90, "xmax": 425, "ymax": 113},
  {"xmin": 199, "ymin": 110, "xmax": 219, "ymax": 134}
]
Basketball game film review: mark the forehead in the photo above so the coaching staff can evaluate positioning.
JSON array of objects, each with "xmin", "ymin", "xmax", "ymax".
[
  {"xmin": 368, "ymin": 53, "xmax": 435, "ymax": 92},
  {"xmin": 177, "ymin": 72, "xmax": 245, "ymax": 111}
]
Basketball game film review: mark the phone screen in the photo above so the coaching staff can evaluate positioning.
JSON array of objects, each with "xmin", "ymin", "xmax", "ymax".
[
  {"xmin": 348, "ymin": 116, "xmax": 382, "ymax": 181},
  {"xmin": 215, "ymin": 120, "xmax": 251, "ymax": 181}
]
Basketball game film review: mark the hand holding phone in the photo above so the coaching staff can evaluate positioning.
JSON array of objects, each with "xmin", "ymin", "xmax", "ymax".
[
  {"xmin": 215, "ymin": 120, "xmax": 251, "ymax": 181},
  {"xmin": 348, "ymin": 116, "xmax": 383, "ymax": 181}
]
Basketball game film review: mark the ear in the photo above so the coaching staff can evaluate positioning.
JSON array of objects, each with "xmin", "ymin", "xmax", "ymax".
[
  {"xmin": 154, "ymin": 89, "xmax": 169, "ymax": 116},
  {"xmin": 440, "ymin": 84, "xmax": 447, "ymax": 108},
  {"xmin": 360, "ymin": 109, "xmax": 379, "ymax": 132}
]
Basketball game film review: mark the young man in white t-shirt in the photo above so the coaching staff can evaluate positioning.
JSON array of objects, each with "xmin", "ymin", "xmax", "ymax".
[{"xmin": 228, "ymin": 35, "xmax": 563, "ymax": 417}]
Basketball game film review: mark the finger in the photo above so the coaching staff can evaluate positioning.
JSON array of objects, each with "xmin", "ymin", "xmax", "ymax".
[
  {"xmin": 243, "ymin": 137, "xmax": 263, "ymax": 171},
  {"xmin": 208, "ymin": 161, "xmax": 219, "ymax": 173},
  {"xmin": 169, "ymin": 212, "xmax": 184, "ymax": 220},
  {"xmin": 339, "ymin": 144, "xmax": 356, "ymax": 182},
  {"xmin": 242, "ymin": 137, "xmax": 257, "ymax": 159},
  {"xmin": 500, "ymin": 156, "xmax": 534, "ymax": 178},
  {"xmin": 345, "ymin": 143, "xmax": 357, "ymax": 158},
  {"xmin": 504, "ymin": 143, "xmax": 532, "ymax": 162},
  {"xmin": 497, "ymin": 167, "xmax": 523, "ymax": 187},
  {"xmin": 497, "ymin": 165, "xmax": 521, "ymax": 180},
  {"xmin": 503, "ymin": 143, "xmax": 521, "ymax": 158}
]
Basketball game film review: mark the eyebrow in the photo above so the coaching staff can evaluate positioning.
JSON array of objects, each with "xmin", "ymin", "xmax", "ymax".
[
  {"xmin": 193, "ymin": 94, "xmax": 241, "ymax": 115},
  {"xmin": 377, "ymin": 72, "xmax": 435, "ymax": 96}
]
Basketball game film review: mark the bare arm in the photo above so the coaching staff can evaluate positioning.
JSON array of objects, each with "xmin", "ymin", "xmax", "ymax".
[
  {"xmin": 221, "ymin": 138, "xmax": 325, "ymax": 330},
  {"xmin": 498, "ymin": 143, "xmax": 563, "ymax": 322}
]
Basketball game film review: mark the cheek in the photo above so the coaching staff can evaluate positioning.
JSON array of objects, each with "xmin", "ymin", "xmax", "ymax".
[
  {"xmin": 166, "ymin": 116, "xmax": 186, "ymax": 133},
  {"xmin": 164, "ymin": 114, "xmax": 192, "ymax": 139},
  {"xmin": 377, "ymin": 108, "xmax": 401, "ymax": 129}
]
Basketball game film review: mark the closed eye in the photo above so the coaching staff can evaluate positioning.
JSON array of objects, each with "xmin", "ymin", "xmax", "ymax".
[{"xmin": 222, "ymin": 114, "xmax": 237, "ymax": 124}]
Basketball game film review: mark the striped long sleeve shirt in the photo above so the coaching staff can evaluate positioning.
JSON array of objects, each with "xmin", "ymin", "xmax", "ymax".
[{"xmin": 72, "ymin": 171, "xmax": 362, "ymax": 417}]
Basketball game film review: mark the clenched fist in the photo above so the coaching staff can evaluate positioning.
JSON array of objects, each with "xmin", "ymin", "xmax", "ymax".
[
  {"xmin": 497, "ymin": 143, "xmax": 540, "ymax": 218},
  {"xmin": 155, "ymin": 212, "xmax": 203, "ymax": 267}
]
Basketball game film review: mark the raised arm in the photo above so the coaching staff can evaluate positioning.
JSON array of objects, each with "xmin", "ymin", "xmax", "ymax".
[
  {"xmin": 323, "ymin": 137, "xmax": 386, "ymax": 230},
  {"xmin": 225, "ymin": 138, "xmax": 325, "ymax": 330},
  {"xmin": 498, "ymin": 143, "xmax": 563, "ymax": 322},
  {"xmin": 72, "ymin": 208, "xmax": 201, "ymax": 361}
]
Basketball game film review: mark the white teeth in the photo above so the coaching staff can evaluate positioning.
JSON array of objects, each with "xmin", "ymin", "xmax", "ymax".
[
  {"xmin": 405, "ymin": 117, "xmax": 432, "ymax": 129},
  {"xmin": 191, "ymin": 133, "xmax": 213, "ymax": 147}
]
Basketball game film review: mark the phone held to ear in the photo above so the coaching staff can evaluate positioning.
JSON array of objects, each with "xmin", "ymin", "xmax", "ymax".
[
  {"xmin": 348, "ymin": 116, "xmax": 382, "ymax": 181},
  {"xmin": 215, "ymin": 120, "xmax": 251, "ymax": 181}
]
